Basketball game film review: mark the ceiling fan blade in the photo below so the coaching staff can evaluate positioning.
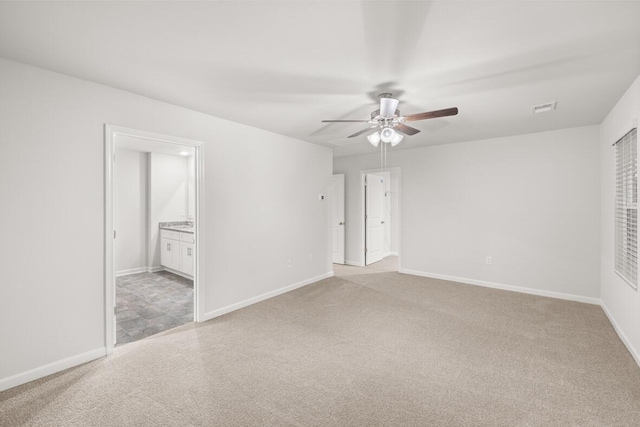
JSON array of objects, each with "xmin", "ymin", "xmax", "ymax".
[
  {"xmin": 348, "ymin": 126, "xmax": 376, "ymax": 138},
  {"xmin": 321, "ymin": 119, "xmax": 369, "ymax": 123},
  {"xmin": 404, "ymin": 107, "xmax": 458, "ymax": 122},
  {"xmin": 394, "ymin": 123, "xmax": 420, "ymax": 136}
]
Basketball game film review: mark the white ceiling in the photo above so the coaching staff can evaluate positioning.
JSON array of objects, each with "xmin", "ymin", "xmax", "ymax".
[{"xmin": 1, "ymin": 1, "xmax": 639, "ymax": 157}]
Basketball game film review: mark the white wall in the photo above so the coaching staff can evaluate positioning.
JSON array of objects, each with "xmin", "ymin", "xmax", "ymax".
[
  {"xmin": 0, "ymin": 58, "xmax": 332, "ymax": 390},
  {"xmin": 115, "ymin": 149, "xmax": 148, "ymax": 274},
  {"xmin": 148, "ymin": 152, "xmax": 189, "ymax": 268},
  {"xmin": 600, "ymin": 74, "xmax": 640, "ymax": 365},
  {"xmin": 334, "ymin": 125, "xmax": 601, "ymax": 300}
]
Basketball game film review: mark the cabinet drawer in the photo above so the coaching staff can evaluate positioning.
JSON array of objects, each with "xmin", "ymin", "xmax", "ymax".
[
  {"xmin": 160, "ymin": 229, "xmax": 180, "ymax": 240},
  {"xmin": 180, "ymin": 232, "xmax": 195, "ymax": 243}
]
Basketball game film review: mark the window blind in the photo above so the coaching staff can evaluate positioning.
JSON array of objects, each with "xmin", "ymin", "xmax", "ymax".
[{"xmin": 615, "ymin": 128, "xmax": 638, "ymax": 289}]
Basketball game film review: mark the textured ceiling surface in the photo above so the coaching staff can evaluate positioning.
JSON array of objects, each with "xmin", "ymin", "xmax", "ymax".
[{"xmin": 1, "ymin": 1, "xmax": 639, "ymax": 157}]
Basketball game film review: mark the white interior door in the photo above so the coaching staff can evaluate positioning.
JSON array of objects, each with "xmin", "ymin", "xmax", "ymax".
[
  {"xmin": 331, "ymin": 174, "xmax": 345, "ymax": 264},
  {"xmin": 365, "ymin": 173, "xmax": 385, "ymax": 265}
]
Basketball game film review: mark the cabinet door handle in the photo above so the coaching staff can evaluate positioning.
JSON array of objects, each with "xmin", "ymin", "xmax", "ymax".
[
  {"xmin": 167, "ymin": 243, "xmax": 171, "ymax": 251},
  {"xmin": 187, "ymin": 248, "xmax": 192, "ymax": 256}
]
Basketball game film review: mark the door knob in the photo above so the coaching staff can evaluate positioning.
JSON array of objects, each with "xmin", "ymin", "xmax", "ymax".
[{"xmin": 339, "ymin": 222, "xmax": 344, "ymax": 225}]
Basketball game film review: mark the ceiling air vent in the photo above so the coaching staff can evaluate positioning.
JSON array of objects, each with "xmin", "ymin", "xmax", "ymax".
[{"xmin": 532, "ymin": 101, "xmax": 557, "ymax": 114}]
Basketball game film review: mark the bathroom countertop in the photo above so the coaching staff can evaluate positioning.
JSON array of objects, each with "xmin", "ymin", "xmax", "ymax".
[{"xmin": 159, "ymin": 221, "xmax": 195, "ymax": 234}]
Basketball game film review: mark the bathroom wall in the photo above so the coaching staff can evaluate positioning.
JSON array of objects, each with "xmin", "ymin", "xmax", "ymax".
[
  {"xmin": 115, "ymin": 149, "xmax": 148, "ymax": 274},
  {"xmin": 148, "ymin": 152, "xmax": 190, "ymax": 268}
]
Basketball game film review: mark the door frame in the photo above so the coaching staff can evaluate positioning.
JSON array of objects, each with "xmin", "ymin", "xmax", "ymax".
[
  {"xmin": 104, "ymin": 124, "xmax": 206, "ymax": 354},
  {"xmin": 360, "ymin": 167, "xmax": 401, "ymax": 268}
]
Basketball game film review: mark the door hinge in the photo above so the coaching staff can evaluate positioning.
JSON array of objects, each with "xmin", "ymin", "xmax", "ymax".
[
  {"xmin": 365, "ymin": 248, "xmax": 368, "ymax": 253},
  {"xmin": 113, "ymin": 306, "xmax": 117, "ymax": 315},
  {"xmin": 114, "ymin": 230, "xmax": 116, "ymax": 239}
]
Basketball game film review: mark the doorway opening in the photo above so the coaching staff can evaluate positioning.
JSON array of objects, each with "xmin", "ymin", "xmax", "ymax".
[
  {"xmin": 105, "ymin": 125, "xmax": 204, "ymax": 353},
  {"xmin": 362, "ymin": 168, "xmax": 400, "ymax": 272},
  {"xmin": 331, "ymin": 174, "xmax": 345, "ymax": 265},
  {"xmin": 330, "ymin": 168, "xmax": 400, "ymax": 277}
]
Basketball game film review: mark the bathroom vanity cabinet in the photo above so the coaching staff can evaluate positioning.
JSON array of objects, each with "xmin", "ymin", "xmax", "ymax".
[{"xmin": 160, "ymin": 228, "xmax": 195, "ymax": 278}]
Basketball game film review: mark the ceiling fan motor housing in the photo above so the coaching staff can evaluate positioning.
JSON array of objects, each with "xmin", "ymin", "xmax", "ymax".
[{"xmin": 379, "ymin": 97, "xmax": 400, "ymax": 118}]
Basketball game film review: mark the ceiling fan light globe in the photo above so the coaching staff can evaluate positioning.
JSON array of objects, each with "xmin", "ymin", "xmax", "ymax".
[
  {"xmin": 380, "ymin": 127, "xmax": 396, "ymax": 143},
  {"xmin": 367, "ymin": 132, "xmax": 381, "ymax": 147},
  {"xmin": 391, "ymin": 133, "xmax": 403, "ymax": 146}
]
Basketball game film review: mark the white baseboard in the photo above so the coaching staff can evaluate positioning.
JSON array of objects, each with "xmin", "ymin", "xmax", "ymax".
[
  {"xmin": 600, "ymin": 302, "xmax": 640, "ymax": 368},
  {"xmin": 389, "ymin": 252, "xmax": 399, "ymax": 256},
  {"xmin": 398, "ymin": 268, "xmax": 601, "ymax": 305},
  {"xmin": 0, "ymin": 347, "xmax": 106, "ymax": 392},
  {"xmin": 201, "ymin": 271, "xmax": 334, "ymax": 322},
  {"xmin": 116, "ymin": 266, "xmax": 176, "ymax": 277},
  {"xmin": 116, "ymin": 267, "xmax": 148, "ymax": 277},
  {"xmin": 345, "ymin": 260, "xmax": 363, "ymax": 267}
]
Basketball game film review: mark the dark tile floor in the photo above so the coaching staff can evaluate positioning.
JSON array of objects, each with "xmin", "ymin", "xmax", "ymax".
[{"xmin": 116, "ymin": 271, "xmax": 193, "ymax": 346}]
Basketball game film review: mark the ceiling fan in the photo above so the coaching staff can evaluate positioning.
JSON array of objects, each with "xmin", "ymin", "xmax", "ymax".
[{"xmin": 321, "ymin": 93, "xmax": 458, "ymax": 147}]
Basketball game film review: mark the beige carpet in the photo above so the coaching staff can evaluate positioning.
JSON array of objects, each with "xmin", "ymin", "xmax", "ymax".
[{"xmin": 1, "ymin": 270, "xmax": 640, "ymax": 426}]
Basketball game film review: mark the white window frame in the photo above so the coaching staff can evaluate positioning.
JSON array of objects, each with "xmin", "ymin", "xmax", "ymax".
[{"xmin": 614, "ymin": 128, "xmax": 638, "ymax": 290}]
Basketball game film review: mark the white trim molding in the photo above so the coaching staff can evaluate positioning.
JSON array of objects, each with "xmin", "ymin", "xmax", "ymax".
[
  {"xmin": 398, "ymin": 268, "xmax": 601, "ymax": 305},
  {"xmin": 0, "ymin": 347, "xmax": 106, "ymax": 392},
  {"xmin": 202, "ymin": 271, "xmax": 334, "ymax": 322},
  {"xmin": 600, "ymin": 302, "xmax": 640, "ymax": 368},
  {"xmin": 116, "ymin": 267, "xmax": 148, "ymax": 277}
]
